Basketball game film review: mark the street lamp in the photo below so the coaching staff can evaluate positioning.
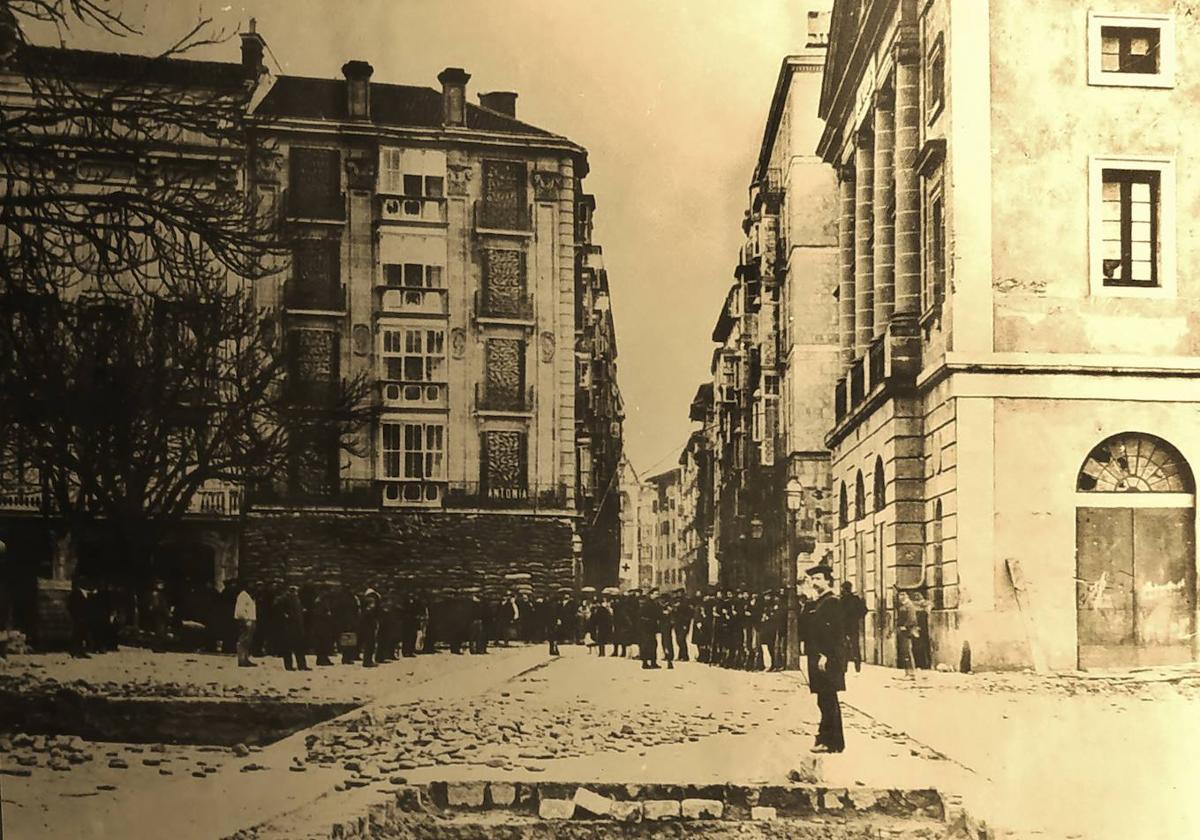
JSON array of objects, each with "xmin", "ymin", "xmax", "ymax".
[{"xmin": 784, "ymin": 478, "xmax": 803, "ymax": 670}]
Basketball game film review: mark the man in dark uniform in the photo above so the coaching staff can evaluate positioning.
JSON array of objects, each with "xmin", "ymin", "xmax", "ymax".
[
  {"xmin": 591, "ymin": 597, "xmax": 613, "ymax": 656},
  {"xmin": 673, "ymin": 595, "xmax": 693, "ymax": 662},
  {"xmin": 276, "ymin": 584, "xmax": 309, "ymax": 671},
  {"xmin": 803, "ymin": 564, "xmax": 845, "ymax": 753},
  {"xmin": 638, "ymin": 590, "xmax": 661, "ymax": 669},
  {"xmin": 658, "ymin": 592, "xmax": 675, "ymax": 670}
]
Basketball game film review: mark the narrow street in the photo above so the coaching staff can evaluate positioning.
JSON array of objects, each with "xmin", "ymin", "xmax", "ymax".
[{"xmin": 5, "ymin": 647, "xmax": 1198, "ymax": 838}]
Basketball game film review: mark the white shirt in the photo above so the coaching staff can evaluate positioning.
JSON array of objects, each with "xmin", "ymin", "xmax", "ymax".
[{"xmin": 234, "ymin": 590, "xmax": 257, "ymax": 622}]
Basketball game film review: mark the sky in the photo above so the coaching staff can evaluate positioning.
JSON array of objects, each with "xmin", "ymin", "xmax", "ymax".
[{"xmin": 35, "ymin": 0, "xmax": 809, "ymax": 477}]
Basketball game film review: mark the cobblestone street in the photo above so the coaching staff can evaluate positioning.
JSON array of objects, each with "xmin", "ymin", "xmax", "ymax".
[{"xmin": 6, "ymin": 645, "xmax": 1195, "ymax": 838}]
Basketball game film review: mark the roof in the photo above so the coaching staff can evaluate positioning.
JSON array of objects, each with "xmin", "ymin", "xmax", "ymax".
[
  {"xmin": 17, "ymin": 45, "xmax": 248, "ymax": 92},
  {"xmin": 257, "ymin": 75, "xmax": 560, "ymax": 137},
  {"xmin": 689, "ymin": 383, "xmax": 713, "ymax": 422},
  {"xmin": 710, "ymin": 285, "xmax": 737, "ymax": 343}
]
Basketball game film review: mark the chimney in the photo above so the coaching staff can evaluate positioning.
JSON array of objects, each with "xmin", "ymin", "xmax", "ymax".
[
  {"xmin": 437, "ymin": 67, "xmax": 471, "ymax": 127},
  {"xmin": 478, "ymin": 91, "xmax": 518, "ymax": 119},
  {"xmin": 342, "ymin": 60, "xmax": 374, "ymax": 120},
  {"xmin": 240, "ymin": 18, "xmax": 266, "ymax": 78}
]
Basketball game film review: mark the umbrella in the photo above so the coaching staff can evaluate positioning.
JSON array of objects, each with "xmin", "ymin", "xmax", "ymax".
[
  {"xmin": 602, "ymin": 587, "xmax": 619, "ymax": 595},
  {"xmin": 580, "ymin": 586, "xmax": 597, "ymax": 594}
]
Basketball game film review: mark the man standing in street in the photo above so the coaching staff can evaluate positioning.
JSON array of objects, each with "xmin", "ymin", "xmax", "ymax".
[
  {"xmin": 638, "ymin": 590, "xmax": 661, "ymax": 669},
  {"xmin": 896, "ymin": 590, "xmax": 919, "ymax": 678},
  {"xmin": 803, "ymin": 564, "xmax": 845, "ymax": 753},
  {"xmin": 234, "ymin": 580, "xmax": 257, "ymax": 667},
  {"xmin": 277, "ymin": 584, "xmax": 309, "ymax": 671},
  {"xmin": 840, "ymin": 581, "xmax": 868, "ymax": 673}
]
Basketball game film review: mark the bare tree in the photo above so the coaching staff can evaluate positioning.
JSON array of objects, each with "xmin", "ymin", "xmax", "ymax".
[{"xmin": 0, "ymin": 1, "xmax": 374, "ymax": 575}]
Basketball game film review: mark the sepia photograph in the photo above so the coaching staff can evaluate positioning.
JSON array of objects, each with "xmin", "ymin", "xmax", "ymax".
[{"xmin": 0, "ymin": 0, "xmax": 1197, "ymax": 837}]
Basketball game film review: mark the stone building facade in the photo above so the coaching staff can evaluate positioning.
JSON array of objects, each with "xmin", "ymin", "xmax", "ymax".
[
  {"xmin": 643, "ymin": 469, "xmax": 686, "ymax": 592},
  {"xmin": 690, "ymin": 3, "xmax": 838, "ymax": 594},
  {"xmin": 239, "ymin": 27, "xmax": 623, "ymax": 596},
  {"xmin": 820, "ymin": 0, "xmax": 1200, "ymax": 670}
]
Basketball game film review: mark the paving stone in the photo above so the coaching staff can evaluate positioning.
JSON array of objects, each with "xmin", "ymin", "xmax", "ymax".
[
  {"xmin": 821, "ymin": 788, "xmax": 846, "ymax": 811},
  {"xmin": 572, "ymin": 787, "xmax": 614, "ymax": 817},
  {"xmin": 537, "ymin": 798, "xmax": 576, "ymax": 820},
  {"xmin": 751, "ymin": 806, "xmax": 778, "ymax": 821},
  {"xmin": 642, "ymin": 800, "xmax": 682, "ymax": 821},
  {"xmin": 681, "ymin": 798, "xmax": 724, "ymax": 820},
  {"xmin": 610, "ymin": 800, "xmax": 643, "ymax": 823},
  {"xmin": 446, "ymin": 781, "xmax": 486, "ymax": 808},
  {"xmin": 488, "ymin": 782, "xmax": 516, "ymax": 807}
]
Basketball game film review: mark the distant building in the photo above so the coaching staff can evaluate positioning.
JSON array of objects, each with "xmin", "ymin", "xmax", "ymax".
[
  {"xmin": 642, "ymin": 469, "xmax": 685, "ymax": 592},
  {"xmin": 818, "ymin": 0, "xmax": 1200, "ymax": 670},
  {"xmin": 616, "ymin": 455, "xmax": 641, "ymax": 591}
]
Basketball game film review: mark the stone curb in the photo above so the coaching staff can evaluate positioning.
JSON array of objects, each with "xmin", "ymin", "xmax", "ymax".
[{"xmin": 322, "ymin": 781, "xmax": 947, "ymax": 837}]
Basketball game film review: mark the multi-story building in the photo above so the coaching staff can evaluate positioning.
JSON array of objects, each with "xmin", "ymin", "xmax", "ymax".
[
  {"xmin": 238, "ymin": 26, "xmax": 623, "ymax": 596},
  {"xmin": 693, "ymin": 3, "xmax": 837, "ymax": 594},
  {"xmin": 819, "ymin": 0, "xmax": 1200, "ymax": 670},
  {"xmin": 574, "ymin": 220, "xmax": 625, "ymax": 588},
  {"xmin": 616, "ymin": 455, "xmax": 641, "ymax": 591},
  {"xmin": 643, "ymin": 468, "xmax": 686, "ymax": 592},
  {"xmin": 677, "ymin": 431, "xmax": 709, "ymax": 592}
]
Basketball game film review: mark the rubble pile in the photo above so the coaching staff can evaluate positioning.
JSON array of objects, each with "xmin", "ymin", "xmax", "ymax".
[{"xmin": 306, "ymin": 694, "xmax": 749, "ymax": 783}]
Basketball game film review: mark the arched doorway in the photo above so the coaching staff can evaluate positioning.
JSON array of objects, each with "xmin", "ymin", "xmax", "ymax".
[{"xmin": 1075, "ymin": 432, "xmax": 1196, "ymax": 668}]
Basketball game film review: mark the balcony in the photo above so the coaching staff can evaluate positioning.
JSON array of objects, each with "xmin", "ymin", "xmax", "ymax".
[
  {"xmin": 381, "ymin": 480, "xmax": 445, "ymax": 507},
  {"xmin": 827, "ymin": 313, "xmax": 922, "ymax": 447},
  {"xmin": 378, "ymin": 287, "xmax": 447, "ymax": 317},
  {"xmin": 379, "ymin": 380, "xmax": 448, "ymax": 411},
  {"xmin": 282, "ymin": 188, "xmax": 345, "ymax": 224},
  {"xmin": 187, "ymin": 481, "xmax": 242, "ymax": 517},
  {"xmin": 474, "ymin": 290, "xmax": 535, "ymax": 324},
  {"xmin": 283, "ymin": 280, "xmax": 346, "ymax": 313},
  {"xmin": 376, "ymin": 193, "xmax": 447, "ymax": 226},
  {"xmin": 246, "ymin": 478, "xmax": 378, "ymax": 510},
  {"xmin": 0, "ymin": 485, "xmax": 46, "ymax": 512},
  {"xmin": 476, "ymin": 383, "xmax": 534, "ymax": 414},
  {"xmin": 474, "ymin": 200, "xmax": 532, "ymax": 235},
  {"xmin": 444, "ymin": 482, "xmax": 569, "ymax": 512}
]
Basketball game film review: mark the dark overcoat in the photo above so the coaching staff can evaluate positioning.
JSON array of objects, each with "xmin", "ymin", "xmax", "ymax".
[{"xmin": 804, "ymin": 592, "xmax": 846, "ymax": 694}]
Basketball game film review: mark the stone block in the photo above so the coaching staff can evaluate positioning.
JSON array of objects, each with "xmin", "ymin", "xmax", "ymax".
[
  {"xmin": 821, "ymin": 788, "xmax": 846, "ymax": 811},
  {"xmin": 642, "ymin": 800, "xmax": 681, "ymax": 821},
  {"xmin": 788, "ymin": 756, "xmax": 823, "ymax": 783},
  {"xmin": 488, "ymin": 782, "xmax": 516, "ymax": 808},
  {"xmin": 446, "ymin": 781, "xmax": 487, "ymax": 809},
  {"xmin": 750, "ymin": 806, "xmax": 778, "ymax": 821},
  {"xmin": 572, "ymin": 787, "xmax": 614, "ymax": 817},
  {"xmin": 846, "ymin": 788, "xmax": 885, "ymax": 811},
  {"xmin": 610, "ymin": 801, "xmax": 643, "ymax": 823},
  {"xmin": 537, "ymin": 799, "xmax": 576, "ymax": 820},
  {"xmin": 394, "ymin": 785, "xmax": 430, "ymax": 813},
  {"xmin": 681, "ymin": 799, "xmax": 724, "ymax": 820}
]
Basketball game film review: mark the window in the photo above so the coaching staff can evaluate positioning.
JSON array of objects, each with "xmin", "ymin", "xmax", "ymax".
[
  {"xmin": 1100, "ymin": 170, "xmax": 1158, "ymax": 287},
  {"xmin": 838, "ymin": 482, "xmax": 848, "ymax": 528},
  {"xmin": 922, "ymin": 184, "xmax": 945, "ymax": 315},
  {"xmin": 925, "ymin": 34, "xmax": 945, "ymax": 122},
  {"xmin": 381, "ymin": 327, "xmax": 445, "ymax": 382},
  {"xmin": 383, "ymin": 263, "xmax": 443, "ymax": 289},
  {"xmin": 291, "ymin": 238, "xmax": 341, "ymax": 310},
  {"xmin": 381, "ymin": 421, "xmax": 445, "ymax": 481},
  {"xmin": 379, "ymin": 148, "xmax": 447, "ymax": 196},
  {"xmin": 1088, "ymin": 13, "xmax": 1174, "ymax": 88},
  {"xmin": 288, "ymin": 147, "xmax": 341, "ymax": 219},
  {"xmin": 855, "ymin": 471, "xmax": 866, "ymax": 520},
  {"xmin": 1089, "ymin": 157, "xmax": 1174, "ymax": 297},
  {"xmin": 873, "ymin": 457, "xmax": 886, "ymax": 511}
]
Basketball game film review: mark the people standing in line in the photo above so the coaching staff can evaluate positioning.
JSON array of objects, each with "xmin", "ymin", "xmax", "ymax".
[
  {"xmin": 359, "ymin": 588, "xmax": 381, "ymax": 668},
  {"xmin": 233, "ymin": 580, "xmax": 257, "ymax": 667},
  {"xmin": 802, "ymin": 564, "xmax": 846, "ymax": 754},
  {"xmin": 840, "ymin": 581, "xmax": 868, "ymax": 674},
  {"xmin": 276, "ymin": 584, "xmax": 308, "ymax": 671},
  {"xmin": 895, "ymin": 590, "xmax": 919, "ymax": 678}
]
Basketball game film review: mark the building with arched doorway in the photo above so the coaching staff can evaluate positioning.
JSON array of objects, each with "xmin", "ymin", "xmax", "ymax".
[{"xmin": 819, "ymin": 0, "xmax": 1200, "ymax": 670}]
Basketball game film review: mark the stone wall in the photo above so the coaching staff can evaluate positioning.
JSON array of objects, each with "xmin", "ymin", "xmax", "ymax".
[{"xmin": 240, "ymin": 511, "xmax": 577, "ymax": 598}]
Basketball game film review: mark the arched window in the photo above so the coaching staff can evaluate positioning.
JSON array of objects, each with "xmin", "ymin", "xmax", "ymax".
[
  {"xmin": 1077, "ymin": 432, "xmax": 1194, "ymax": 493},
  {"xmin": 838, "ymin": 482, "xmax": 848, "ymax": 528},
  {"xmin": 873, "ymin": 457, "xmax": 886, "ymax": 511},
  {"xmin": 854, "ymin": 471, "xmax": 866, "ymax": 520},
  {"xmin": 931, "ymin": 499, "xmax": 944, "ymax": 609}
]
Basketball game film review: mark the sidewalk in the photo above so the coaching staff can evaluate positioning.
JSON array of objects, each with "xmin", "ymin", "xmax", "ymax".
[{"xmin": 832, "ymin": 664, "xmax": 1200, "ymax": 840}]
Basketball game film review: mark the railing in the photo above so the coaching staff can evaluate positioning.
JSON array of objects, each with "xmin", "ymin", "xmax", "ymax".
[
  {"xmin": 376, "ymin": 193, "xmax": 447, "ymax": 225},
  {"xmin": 849, "ymin": 356, "xmax": 865, "ymax": 404},
  {"xmin": 187, "ymin": 482, "xmax": 242, "ymax": 517},
  {"xmin": 476, "ymin": 383, "xmax": 534, "ymax": 413},
  {"xmin": 0, "ymin": 486, "xmax": 46, "ymax": 512},
  {"xmin": 834, "ymin": 376, "xmax": 848, "ymax": 423},
  {"xmin": 246, "ymin": 478, "xmax": 378, "ymax": 509},
  {"xmin": 444, "ymin": 482, "xmax": 569, "ymax": 512},
  {"xmin": 282, "ymin": 188, "xmax": 346, "ymax": 222},
  {"xmin": 475, "ymin": 199, "xmax": 532, "ymax": 233},
  {"xmin": 379, "ymin": 287, "xmax": 447, "ymax": 316},
  {"xmin": 379, "ymin": 380, "xmax": 448, "ymax": 409},
  {"xmin": 475, "ymin": 289, "xmax": 534, "ymax": 322},
  {"xmin": 283, "ymin": 280, "xmax": 346, "ymax": 312}
]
